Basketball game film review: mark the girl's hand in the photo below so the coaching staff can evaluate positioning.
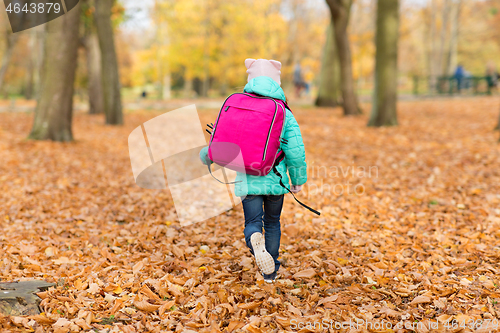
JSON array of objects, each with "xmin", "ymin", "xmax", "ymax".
[{"xmin": 290, "ymin": 185, "xmax": 302, "ymax": 193}]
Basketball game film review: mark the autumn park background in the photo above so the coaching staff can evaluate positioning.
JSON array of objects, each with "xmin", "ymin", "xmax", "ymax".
[{"xmin": 1, "ymin": 0, "xmax": 500, "ymax": 332}]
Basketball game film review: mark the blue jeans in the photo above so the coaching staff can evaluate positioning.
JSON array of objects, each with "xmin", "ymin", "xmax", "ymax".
[{"xmin": 242, "ymin": 194, "xmax": 284, "ymax": 278}]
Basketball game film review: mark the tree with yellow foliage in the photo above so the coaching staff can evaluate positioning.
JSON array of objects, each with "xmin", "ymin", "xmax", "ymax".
[{"xmin": 133, "ymin": 0, "xmax": 326, "ymax": 98}]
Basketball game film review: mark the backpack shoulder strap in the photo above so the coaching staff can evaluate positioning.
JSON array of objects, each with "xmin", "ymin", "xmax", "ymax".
[
  {"xmin": 248, "ymin": 92, "xmax": 291, "ymax": 112},
  {"xmin": 271, "ymin": 162, "xmax": 320, "ymax": 216},
  {"xmin": 204, "ymin": 155, "xmax": 240, "ymax": 185},
  {"xmin": 282, "ymin": 100, "xmax": 292, "ymax": 113}
]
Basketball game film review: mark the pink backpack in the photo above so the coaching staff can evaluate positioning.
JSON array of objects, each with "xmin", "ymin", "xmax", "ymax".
[
  {"xmin": 207, "ymin": 93, "xmax": 288, "ymax": 176},
  {"xmin": 205, "ymin": 93, "xmax": 321, "ymax": 216}
]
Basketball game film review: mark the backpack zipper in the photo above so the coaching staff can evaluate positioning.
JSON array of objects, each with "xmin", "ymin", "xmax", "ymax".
[
  {"xmin": 262, "ymin": 104, "xmax": 278, "ymax": 160},
  {"xmin": 209, "ymin": 93, "xmax": 238, "ymax": 145},
  {"xmin": 272, "ymin": 103, "xmax": 287, "ymax": 167}
]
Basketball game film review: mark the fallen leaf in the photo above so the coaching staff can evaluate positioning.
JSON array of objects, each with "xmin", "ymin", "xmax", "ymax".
[
  {"xmin": 158, "ymin": 300, "xmax": 175, "ymax": 316},
  {"xmin": 237, "ymin": 301, "xmax": 261, "ymax": 310},
  {"xmin": 52, "ymin": 256, "xmax": 76, "ymax": 265},
  {"xmin": 317, "ymin": 295, "xmax": 339, "ymax": 306},
  {"xmin": 227, "ymin": 321, "xmax": 245, "ymax": 331},
  {"xmin": 410, "ymin": 295, "xmax": 431, "ymax": 305},
  {"xmin": 133, "ymin": 261, "xmax": 144, "ymax": 275},
  {"xmin": 293, "ymin": 268, "xmax": 316, "ymax": 279},
  {"xmin": 133, "ymin": 299, "xmax": 160, "ymax": 312},
  {"xmin": 87, "ymin": 283, "xmax": 100, "ymax": 295}
]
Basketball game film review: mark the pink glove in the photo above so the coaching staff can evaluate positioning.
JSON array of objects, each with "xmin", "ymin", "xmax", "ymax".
[{"xmin": 290, "ymin": 185, "xmax": 302, "ymax": 193}]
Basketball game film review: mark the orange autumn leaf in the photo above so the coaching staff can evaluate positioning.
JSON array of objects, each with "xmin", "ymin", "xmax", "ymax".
[
  {"xmin": 237, "ymin": 301, "xmax": 261, "ymax": 310},
  {"xmin": 1, "ymin": 98, "xmax": 500, "ymax": 331},
  {"xmin": 293, "ymin": 268, "xmax": 317, "ymax": 279}
]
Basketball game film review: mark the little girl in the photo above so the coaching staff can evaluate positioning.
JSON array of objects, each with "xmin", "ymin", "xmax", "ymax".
[{"xmin": 200, "ymin": 58, "xmax": 308, "ymax": 282}]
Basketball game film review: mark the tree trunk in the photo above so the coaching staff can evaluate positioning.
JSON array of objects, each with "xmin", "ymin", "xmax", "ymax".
[
  {"xmin": 163, "ymin": 74, "xmax": 171, "ymax": 100},
  {"xmin": 427, "ymin": 0, "xmax": 437, "ymax": 91},
  {"xmin": 285, "ymin": 0, "xmax": 300, "ymax": 69},
  {"xmin": 446, "ymin": 0, "xmax": 461, "ymax": 75},
  {"xmin": 200, "ymin": 0, "xmax": 211, "ymax": 98},
  {"xmin": 437, "ymin": 0, "xmax": 450, "ymax": 76},
  {"xmin": 183, "ymin": 77, "xmax": 194, "ymax": 98},
  {"xmin": 84, "ymin": 32, "xmax": 104, "ymax": 114},
  {"xmin": 0, "ymin": 32, "xmax": 18, "ymax": 95},
  {"xmin": 23, "ymin": 27, "xmax": 46, "ymax": 100},
  {"xmin": 368, "ymin": 0, "xmax": 399, "ymax": 127},
  {"xmin": 315, "ymin": 21, "xmax": 341, "ymax": 107},
  {"xmin": 201, "ymin": 75, "xmax": 209, "ymax": 98},
  {"xmin": 28, "ymin": 3, "xmax": 80, "ymax": 141},
  {"xmin": 153, "ymin": 0, "xmax": 171, "ymax": 101},
  {"xmin": 24, "ymin": 31, "xmax": 36, "ymax": 100},
  {"xmin": 95, "ymin": 0, "xmax": 123, "ymax": 125},
  {"xmin": 325, "ymin": 0, "xmax": 360, "ymax": 116},
  {"xmin": 33, "ymin": 29, "xmax": 45, "ymax": 100}
]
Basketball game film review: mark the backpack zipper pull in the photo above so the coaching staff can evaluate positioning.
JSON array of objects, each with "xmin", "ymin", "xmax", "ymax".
[{"xmin": 224, "ymin": 106, "xmax": 230, "ymax": 112}]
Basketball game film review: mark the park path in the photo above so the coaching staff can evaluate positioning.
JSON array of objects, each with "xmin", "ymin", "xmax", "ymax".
[{"xmin": 1, "ymin": 97, "xmax": 500, "ymax": 332}]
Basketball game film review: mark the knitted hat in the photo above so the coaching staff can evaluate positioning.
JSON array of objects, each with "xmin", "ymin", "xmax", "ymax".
[{"xmin": 245, "ymin": 58, "xmax": 282, "ymax": 85}]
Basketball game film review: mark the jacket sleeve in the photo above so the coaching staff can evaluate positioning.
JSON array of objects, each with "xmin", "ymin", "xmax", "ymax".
[
  {"xmin": 282, "ymin": 110, "xmax": 307, "ymax": 185},
  {"xmin": 199, "ymin": 146, "xmax": 212, "ymax": 165}
]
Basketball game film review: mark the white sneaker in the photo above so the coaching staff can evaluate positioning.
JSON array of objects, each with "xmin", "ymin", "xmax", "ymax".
[{"xmin": 250, "ymin": 233, "xmax": 275, "ymax": 275}]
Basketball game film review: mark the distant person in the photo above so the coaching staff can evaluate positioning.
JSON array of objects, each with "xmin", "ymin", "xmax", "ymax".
[
  {"xmin": 454, "ymin": 64, "xmax": 465, "ymax": 92},
  {"xmin": 293, "ymin": 63, "xmax": 308, "ymax": 98},
  {"xmin": 303, "ymin": 65, "xmax": 313, "ymax": 95},
  {"xmin": 141, "ymin": 91, "xmax": 147, "ymax": 98},
  {"xmin": 486, "ymin": 61, "xmax": 498, "ymax": 93}
]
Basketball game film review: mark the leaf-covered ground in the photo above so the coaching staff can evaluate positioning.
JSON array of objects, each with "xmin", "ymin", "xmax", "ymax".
[{"xmin": 1, "ymin": 97, "xmax": 500, "ymax": 332}]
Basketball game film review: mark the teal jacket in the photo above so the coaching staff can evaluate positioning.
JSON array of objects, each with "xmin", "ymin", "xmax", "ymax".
[{"xmin": 200, "ymin": 76, "xmax": 307, "ymax": 196}]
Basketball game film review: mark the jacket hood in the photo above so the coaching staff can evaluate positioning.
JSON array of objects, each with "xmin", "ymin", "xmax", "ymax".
[{"xmin": 244, "ymin": 76, "xmax": 286, "ymax": 102}]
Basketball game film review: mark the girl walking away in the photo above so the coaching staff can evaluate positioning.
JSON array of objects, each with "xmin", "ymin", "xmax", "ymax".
[{"xmin": 199, "ymin": 59, "xmax": 308, "ymax": 282}]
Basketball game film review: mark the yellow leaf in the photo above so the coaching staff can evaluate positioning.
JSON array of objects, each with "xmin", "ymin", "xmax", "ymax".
[
  {"xmin": 113, "ymin": 286, "xmax": 123, "ymax": 295},
  {"xmin": 337, "ymin": 257, "xmax": 349, "ymax": 266},
  {"xmin": 44, "ymin": 246, "xmax": 55, "ymax": 257}
]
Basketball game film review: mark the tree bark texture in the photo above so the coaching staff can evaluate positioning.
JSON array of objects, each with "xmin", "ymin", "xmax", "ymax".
[
  {"xmin": 29, "ymin": 3, "xmax": 80, "ymax": 141},
  {"xmin": 325, "ymin": 0, "xmax": 361, "ymax": 115},
  {"xmin": 84, "ymin": 32, "xmax": 104, "ymax": 114},
  {"xmin": 315, "ymin": 21, "xmax": 341, "ymax": 107},
  {"xmin": 95, "ymin": 0, "xmax": 123, "ymax": 125},
  {"xmin": 368, "ymin": 0, "xmax": 399, "ymax": 127}
]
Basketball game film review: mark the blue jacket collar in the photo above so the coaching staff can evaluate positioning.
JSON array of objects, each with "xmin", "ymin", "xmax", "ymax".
[{"xmin": 244, "ymin": 76, "xmax": 286, "ymax": 102}]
